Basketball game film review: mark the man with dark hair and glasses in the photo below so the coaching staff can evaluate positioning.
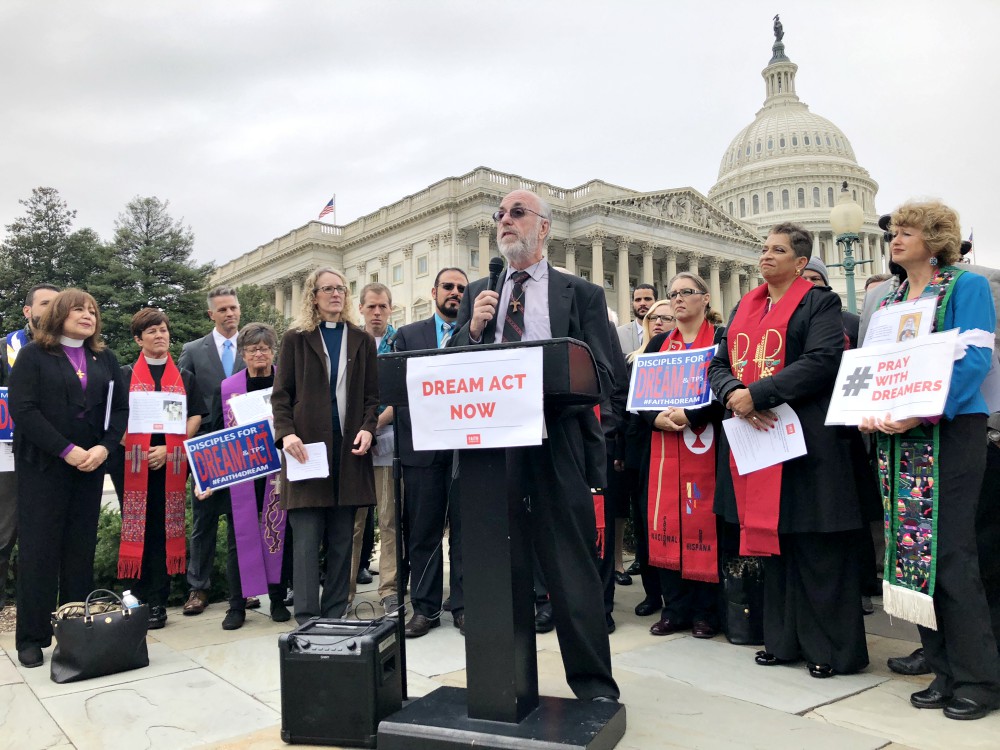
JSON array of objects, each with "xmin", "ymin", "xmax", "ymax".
[
  {"xmin": 393, "ymin": 267, "xmax": 468, "ymax": 637},
  {"xmin": 451, "ymin": 189, "xmax": 620, "ymax": 703}
]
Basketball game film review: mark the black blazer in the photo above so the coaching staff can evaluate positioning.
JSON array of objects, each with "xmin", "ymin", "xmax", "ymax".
[
  {"xmin": 8, "ymin": 342, "xmax": 128, "ymax": 470},
  {"xmin": 450, "ymin": 265, "xmax": 615, "ymax": 488},
  {"xmin": 393, "ymin": 316, "xmax": 446, "ymax": 467},
  {"xmin": 178, "ymin": 331, "xmax": 246, "ymax": 435}
]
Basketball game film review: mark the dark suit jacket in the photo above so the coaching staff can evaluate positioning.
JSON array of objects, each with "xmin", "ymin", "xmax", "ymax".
[
  {"xmin": 271, "ymin": 323, "xmax": 378, "ymax": 510},
  {"xmin": 392, "ymin": 316, "xmax": 445, "ymax": 467},
  {"xmin": 8, "ymin": 343, "xmax": 128, "ymax": 470},
  {"xmin": 178, "ymin": 331, "xmax": 245, "ymax": 435},
  {"xmin": 708, "ymin": 289, "xmax": 863, "ymax": 534},
  {"xmin": 450, "ymin": 265, "xmax": 615, "ymax": 488}
]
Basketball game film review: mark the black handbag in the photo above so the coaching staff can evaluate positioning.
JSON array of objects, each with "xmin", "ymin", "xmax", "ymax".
[
  {"xmin": 722, "ymin": 556, "xmax": 765, "ymax": 646},
  {"xmin": 50, "ymin": 589, "xmax": 150, "ymax": 684}
]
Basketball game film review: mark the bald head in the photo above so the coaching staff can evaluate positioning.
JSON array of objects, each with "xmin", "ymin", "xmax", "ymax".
[{"xmin": 495, "ymin": 190, "xmax": 552, "ymax": 270}]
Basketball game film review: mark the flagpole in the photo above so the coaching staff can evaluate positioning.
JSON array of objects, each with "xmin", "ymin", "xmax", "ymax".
[{"xmin": 333, "ymin": 193, "xmax": 337, "ymax": 225}]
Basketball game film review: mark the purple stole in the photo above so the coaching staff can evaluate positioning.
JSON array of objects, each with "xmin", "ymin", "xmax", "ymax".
[{"xmin": 221, "ymin": 369, "xmax": 286, "ymax": 595}]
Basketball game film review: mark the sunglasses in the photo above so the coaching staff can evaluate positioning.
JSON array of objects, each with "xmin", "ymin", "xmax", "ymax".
[
  {"xmin": 492, "ymin": 206, "xmax": 546, "ymax": 223},
  {"xmin": 437, "ymin": 282, "xmax": 466, "ymax": 293},
  {"xmin": 667, "ymin": 288, "xmax": 706, "ymax": 300},
  {"xmin": 647, "ymin": 314, "xmax": 675, "ymax": 324}
]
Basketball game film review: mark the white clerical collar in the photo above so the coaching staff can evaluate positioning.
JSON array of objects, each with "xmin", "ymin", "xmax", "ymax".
[
  {"xmin": 144, "ymin": 355, "xmax": 168, "ymax": 365},
  {"xmin": 322, "ymin": 321, "xmax": 343, "ymax": 328},
  {"xmin": 59, "ymin": 336, "xmax": 84, "ymax": 348}
]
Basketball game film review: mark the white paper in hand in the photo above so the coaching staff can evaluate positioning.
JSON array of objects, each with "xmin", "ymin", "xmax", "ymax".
[
  {"xmin": 722, "ymin": 403, "xmax": 807, "ymax": 475},
  {"xmin": 284, "ymin": 442, "xmax": 329, "ymax": 482}
]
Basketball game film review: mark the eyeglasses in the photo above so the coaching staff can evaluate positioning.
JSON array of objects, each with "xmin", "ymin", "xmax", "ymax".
[
  {"xmin": 647, "ymin": 314, "xmax": 675, "ymax": 324},
  {"xmin": 492, "ymin": 206, "xmax": 545, "ymax": 223},
  {"xmin": 437, "ymin": 282, "xmax": 466, "ymax": 293},
  {"xmin": 667, "ymin": 288, "xmax": 706, "ymax": 300},
  {"xmin": 315, "ymin": 285, "xmax": 348, "ymax": 296},
  {"xmin": 243, "ymin": 346, "xmax": 272, "ymax": 356}
]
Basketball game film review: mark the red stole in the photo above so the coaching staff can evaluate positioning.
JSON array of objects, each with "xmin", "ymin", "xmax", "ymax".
[
  {"xmin": 592, "ymin": 405, "xmax": 605, "ymax": 558},
  {"xmin": 646, "ymin": 319, "xmax": 719, "ymax": 582},
  {"xmin": 726, "ymin": 277, "xmax": 812, "ymax": 556},
  {"xmin": 119, "ymin": 355, "xmax": 188, "ymax": 578}
]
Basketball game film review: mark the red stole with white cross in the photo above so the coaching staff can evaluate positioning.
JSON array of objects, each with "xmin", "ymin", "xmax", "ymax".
[
  {"xmin": 646, "ymin": 320, "xmax": 719, "ymax": 581},
  {"xmin": 118, "ymin": 355, "xmax": 188, "ymax": 578}
]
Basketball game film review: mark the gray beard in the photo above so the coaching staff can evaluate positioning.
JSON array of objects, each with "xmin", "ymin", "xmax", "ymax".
[{"xmin": 499, "ymin": 238, "xmax": 536, "ymax": 268}]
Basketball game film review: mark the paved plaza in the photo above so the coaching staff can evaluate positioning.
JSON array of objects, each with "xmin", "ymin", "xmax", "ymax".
[{"xmin": 2, "ymin": 558, "xmax": 998, "ymax": 750}]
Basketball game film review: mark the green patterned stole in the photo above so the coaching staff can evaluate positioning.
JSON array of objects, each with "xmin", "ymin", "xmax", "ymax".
[{"xmin": 876, "ymin": 266, "xmax": 964, "ymax": 629}]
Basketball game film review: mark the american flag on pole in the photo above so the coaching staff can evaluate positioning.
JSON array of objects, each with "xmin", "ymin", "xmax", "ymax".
[{"xmin": 318, "ymin": 195, "xmax": 336, "ymax": 220}]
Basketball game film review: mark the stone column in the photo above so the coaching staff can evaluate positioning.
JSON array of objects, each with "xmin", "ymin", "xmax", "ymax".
[
  {"xmin": 588, "ymin": 229, "xmax": 606, "ymax": 295},
  {"xmin": 686, "ymin": 252, "xmax": 701, "ymax": 276},
  {"xmin": 564, "ymin": 240, "xmax": 577, "ymax": 275},
  {"xmin": 274, "ymin": 284, "xmax": 285, "ymax": 315},
  {"xmin": 402, "ymin": 245, "xmax": 413, "ymax": 325},
  {"xmin": 427, "ymin": 234, "xmax": 440, "ymax": 268},
  {"xmin": 709, "ymin": 258, "xmax": 723, "ymax": 314},
  {"xmin": 862, "ymin": 233, "xmax": 871, "ymax": 268},
  {"xmin": 641, "ymin": 242, "xmax": 655, "ymax": 285},
  {"xmin": 617, "ymin": 236, "xmax": 632, "ymax": 322},
  {"xmin": 440, "ymin": 229, "xmax": 454, "ymax": 268},
  {"xmin": 813, "ymin": 232, "xmax": 820, "ymax": 262},
  {"xmin": 725, "ymin": 262, "xmax": 742, "ymax": 318},
  {"xmin": 665, "ymin": 248, "xmax": 677, "ymax": 287},
  {"xmin": 290, "ymin": 273, "xmax": 303, "ymax": 313},
  {"xmin": 740, "ymin": 265, "xmax": 754, "ymax": 295},
  {"xmin": 475, "ymin": 219, "xmax": 492, "ymax": 266},
  {"xmin": 378, "ymin": 254, "xmax": 389, "ymax": 286}
]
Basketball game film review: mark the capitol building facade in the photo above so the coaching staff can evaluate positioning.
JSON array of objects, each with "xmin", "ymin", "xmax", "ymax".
[{"xmin": 213, "ymin": 25, "xmax": 886, "ymax": 324}]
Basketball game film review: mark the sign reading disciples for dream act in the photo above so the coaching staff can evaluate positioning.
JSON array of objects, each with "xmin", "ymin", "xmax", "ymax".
[
  {"xmin": 184, "ymin": 419, "xmax": 282, "ymax": 494},
  {"xmin": 626, "ymin": 346, "xmax": 715, "ymax": 411},
  {"xmin": 405, "ymin": 348, "xmax": 544, "ymax": 449},
  {"xmin": 825, "ymin": 329, "xmax": 957, "ymax": 426}
]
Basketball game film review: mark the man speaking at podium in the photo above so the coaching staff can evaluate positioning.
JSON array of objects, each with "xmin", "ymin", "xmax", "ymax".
[{"xmin": 450, "ymin": 189, "xmax": 620, "ymax": 703}]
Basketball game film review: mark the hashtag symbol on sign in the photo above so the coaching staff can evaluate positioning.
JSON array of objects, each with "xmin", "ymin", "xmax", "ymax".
[{"xmin": 842, "ymin": 366, "xmax": 873, "ymax": 397}]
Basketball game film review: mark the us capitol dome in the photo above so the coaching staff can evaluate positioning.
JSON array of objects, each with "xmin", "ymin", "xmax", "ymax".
[{"xmin": 708, "ymin": 17, "xmax": 887, "ymax": 300}]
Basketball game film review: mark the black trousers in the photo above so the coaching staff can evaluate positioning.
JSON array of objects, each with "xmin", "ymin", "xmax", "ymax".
[
  {"xmin": 16, "ymin": 460, "xmax": 104, "ymax": 650},
  {"xmin": 0, "ymin": 470, "xmax": 17, "ymax": 598},
  {"xmin": 508, "ymin": 427, "xmax": 618, "ymax": 701},
  {"xmin": 403, "ymin": 454, "xmax": 463, "ymax": 619},
  {"xmin": 628, "ymin": 466, "xmax": 662, "ymax": 603},
  {"xmin": 129, "ymin": 468, "xmax": 170, "ymax": 608},
  {"xmin": 657, "ymin": 567, "xmax": 719, "ymax": 625},
  {"xmin": 919, "ymin": 414, "xmax": 1000, "ymax": 705},
  {"xmin": 762, "ymin": 530, "xmax": 869, "ymax": 674},
  {"xmin": 978, "ymin": 440, "xmax": 1000, "ymax": 647}
]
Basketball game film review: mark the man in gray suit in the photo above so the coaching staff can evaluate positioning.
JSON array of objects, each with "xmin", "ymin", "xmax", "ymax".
[
  {"xmin": 178, "ymin": 287, "xmax": 245, "ymax": 615},
  {"xmin": 615, "ymin": 283, "xmax": 657, "ymax": 357}
]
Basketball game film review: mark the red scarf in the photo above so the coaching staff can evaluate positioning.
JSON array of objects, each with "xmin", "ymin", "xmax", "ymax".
[
  {"xmin": 726, "ymin": 277, "xmax": 812, "ymax": 556},
  {"xmin": 118, "ymin": 355, "xmax": 188, "ymax": 578},
  {"xmin": 646, "ymin": 319, "xmax": 719, "ymax": 582}
]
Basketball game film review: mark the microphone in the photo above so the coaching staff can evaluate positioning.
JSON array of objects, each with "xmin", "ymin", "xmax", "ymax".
[{"xmin": 488, "ymin": 256, "xmax": 505, "ymax": 293}]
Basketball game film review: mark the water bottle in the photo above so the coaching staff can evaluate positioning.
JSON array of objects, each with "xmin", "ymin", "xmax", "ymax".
[{"xmin": 122, "ymin": 590, "xmax": 140, "ymax": 609}]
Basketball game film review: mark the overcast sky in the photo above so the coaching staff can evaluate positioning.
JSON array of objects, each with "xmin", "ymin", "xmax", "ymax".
[{"xmin": 2, "ymin": 1, "xmax": 998, "ymax": 269}]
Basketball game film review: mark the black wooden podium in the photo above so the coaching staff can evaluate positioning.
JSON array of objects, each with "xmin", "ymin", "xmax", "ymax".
[{"xmin": 376, "ymin": 339, "xmax": 626, "ymax": 750}]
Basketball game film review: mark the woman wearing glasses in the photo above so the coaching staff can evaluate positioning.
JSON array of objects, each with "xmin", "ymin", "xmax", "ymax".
[
  {"xmin": 271, "ymin": 268, "xmax": 379, "ymax": 624},
  {"xmin": 217, "ymin": 323, "xmax": 294, "ymax": 628},
  {"xmin": 622, "ymin": 299, "xmax": 674, "ymax": 613},
  {"xmin": 638, "ymin": 275, "xmax": 726, "ymax": 638},
  {"xmin": 709, "ymin": 222, "xmax": 869, "ymax": 678}
]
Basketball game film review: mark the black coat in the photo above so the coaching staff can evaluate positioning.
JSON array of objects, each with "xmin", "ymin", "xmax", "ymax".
[
  {"xmin": 8, "ymin": 343, "xmax": 128, "ymax": 470},
  {"xmin": 392, "ymin": 316, "xmax": 447, "ymax": 468},
  {"xmin": 708, "ymin": 287, "xmax": 863, "ymax": 534}
]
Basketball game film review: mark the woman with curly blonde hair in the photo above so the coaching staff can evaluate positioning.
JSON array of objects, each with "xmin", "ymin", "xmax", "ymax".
[{"xmin": 271, "ymin": 267, "xmax": 379, "ymax": 623}]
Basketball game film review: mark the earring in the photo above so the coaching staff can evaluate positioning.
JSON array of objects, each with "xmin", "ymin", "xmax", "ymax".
[
  {"xmin": 929, "ymin": 256, "xmax": 939, "ymax": 267},
  {"xmin": 795, "ymin": 269, "xmax": 801, "ymax": 276}
]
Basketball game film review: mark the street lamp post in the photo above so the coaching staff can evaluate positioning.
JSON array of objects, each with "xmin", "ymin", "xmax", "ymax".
[{"xmin": 828, "ymin": 181, "xmax": 870, "ymax": 314}]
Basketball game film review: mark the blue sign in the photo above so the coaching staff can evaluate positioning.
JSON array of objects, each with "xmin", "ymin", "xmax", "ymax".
[
  {"xmin": 0, "ymin": 388, "xmax": 12, "ymax": 442},
  {"xmin": 626, "ymin": 345, "xmax": 716, "ymax": 411},
  {"xmin": 184, "ymin": 419, "xmax": 281, "ymax": 494}
]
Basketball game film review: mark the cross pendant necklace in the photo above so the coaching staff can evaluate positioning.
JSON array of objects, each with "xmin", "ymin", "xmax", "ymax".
[{"xmin": 75, "ymin": 369, "xmax": 84, "ymax": 379}]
